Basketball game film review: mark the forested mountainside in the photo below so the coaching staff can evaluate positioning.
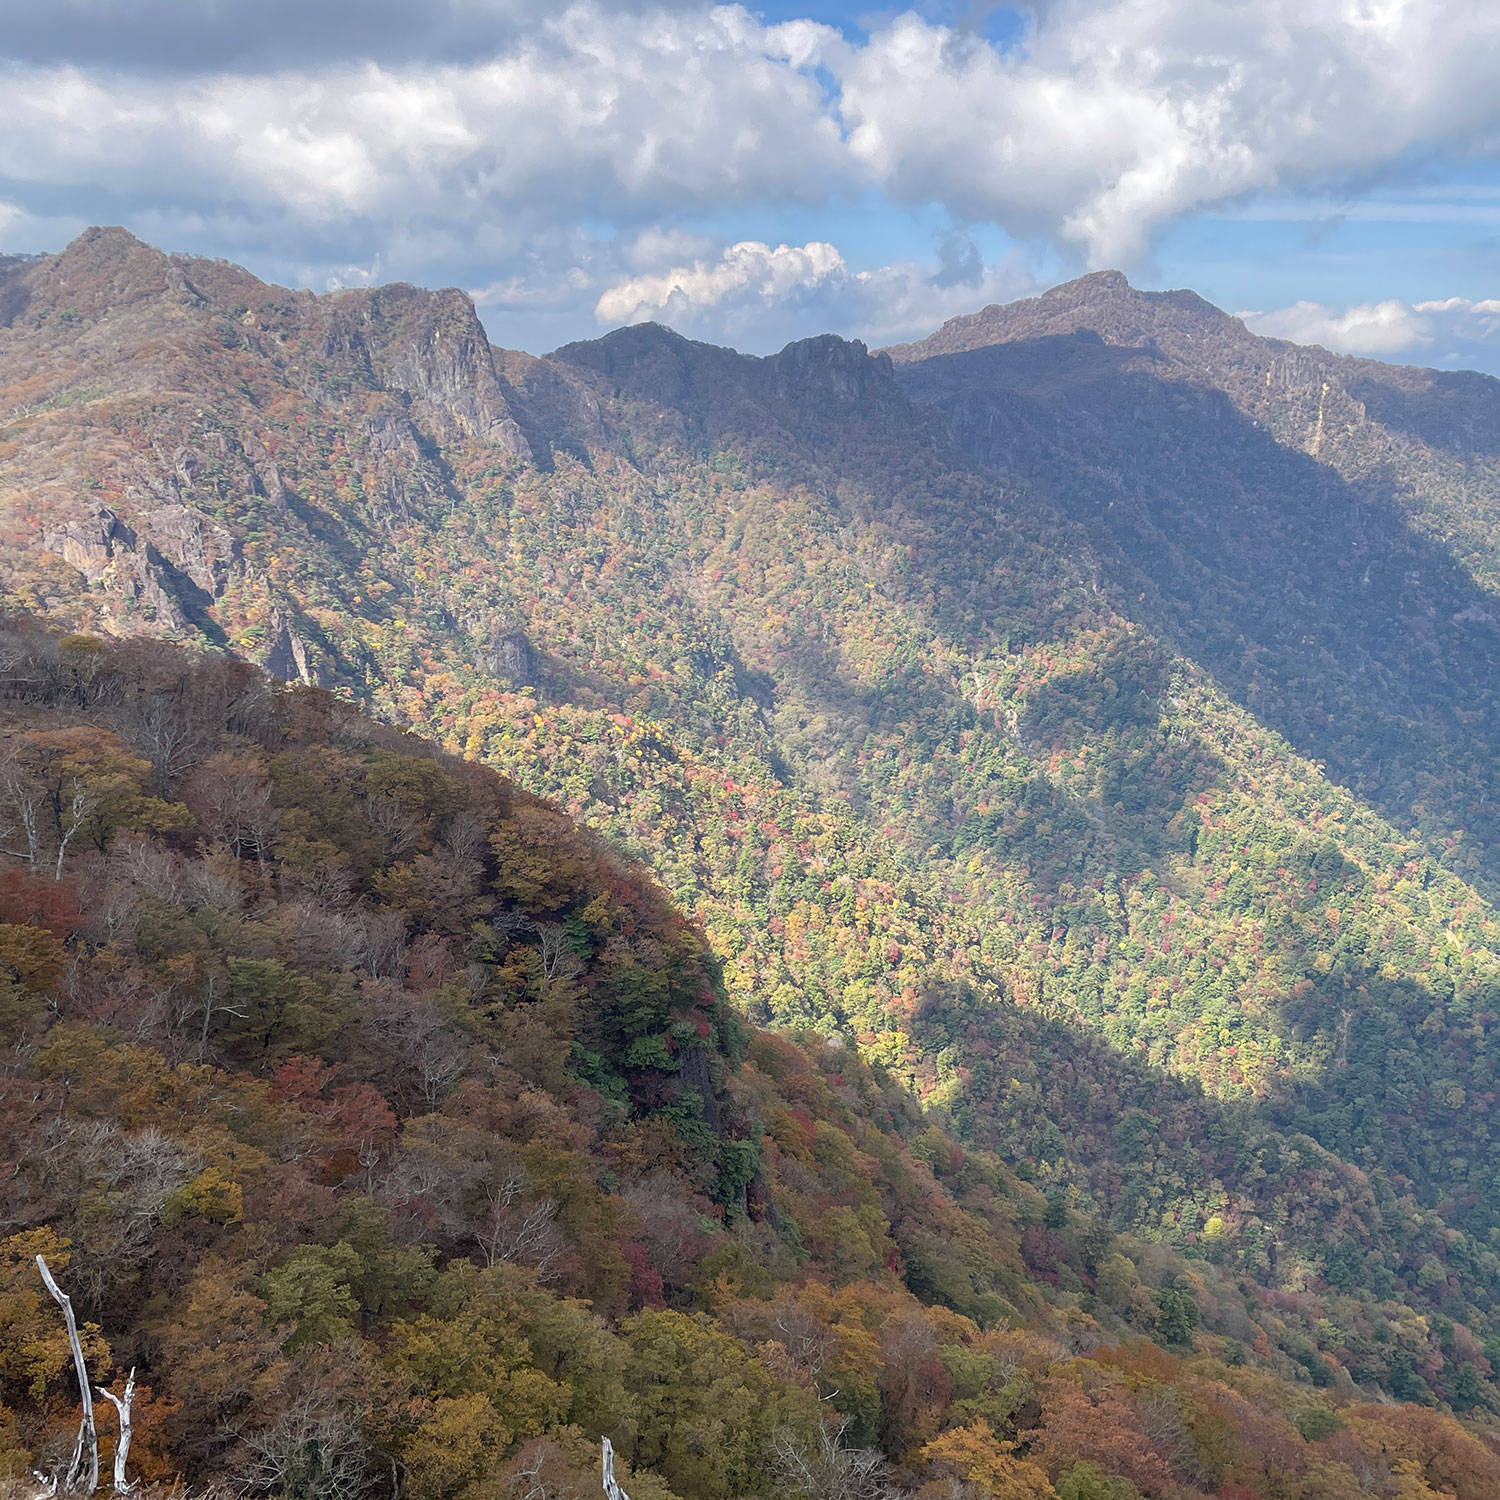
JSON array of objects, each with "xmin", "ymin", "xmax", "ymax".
[
  {"xmin": 13, "ymin": 624, "xmax": 1500, "ymax": 1500},
  {"xmin": 11, "ymin": 229, "xmax": 1500, "ymax": 1425},
  {"xmin": 889, "ymin": 274, "xmax": 1500, "ymax": 892}
]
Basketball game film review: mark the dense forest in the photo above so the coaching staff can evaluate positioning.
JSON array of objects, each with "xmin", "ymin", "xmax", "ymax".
[
  {"xmin": 8, "ymin": 231, "xmax": 1500, "ymax": 1490},
  {"xmin": 4, "ymin": 621, "xmax": 1500, "ymax": 1500}
]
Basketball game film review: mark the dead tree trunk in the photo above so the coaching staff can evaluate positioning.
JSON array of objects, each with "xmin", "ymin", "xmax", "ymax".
[
  {"xmin": 37, "ymin": 1255, "xmax": 99, "ymax": 1494},
  {"xmin": 601, "ymin": 1438, "xmax": 631, "ymax": 1500},
  {"xmin": 95, "ymin": 1370, "xmax": 136, "ymax": 1493}
]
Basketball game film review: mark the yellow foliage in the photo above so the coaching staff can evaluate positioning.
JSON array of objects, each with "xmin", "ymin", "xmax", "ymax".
[
  {"xmin": 0, "ymin": 1229, "xmax": 109, "ymax": 1400},
  {"xmin": 161, "ymin": 1166, "xmax": 244, "ymax": 1225},
  {"xmin": 0, "ymin": 924, "xmax": 66, "ymax": 994},
  {"xmin": 918, "ymin": 1421, "xmax": 1056, "ymax": 1499},
  {"xmin": 400, "ymin": 1392, "xmax": 509, "ymax": 1500}
]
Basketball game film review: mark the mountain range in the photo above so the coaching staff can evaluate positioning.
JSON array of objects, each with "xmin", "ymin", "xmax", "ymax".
[{"xmin": 8, "ymin": 226, "xmax": 1500, "ymax": 1450}]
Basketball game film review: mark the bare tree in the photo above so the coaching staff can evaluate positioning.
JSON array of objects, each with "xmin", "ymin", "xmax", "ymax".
[
  {"xmin": 281, "ymin": 902, "xmax": 367, "ymax": 972},
  {"xmin": 195, "ymin": 974, "xmax": 248, "ymax": 1052},
  {"xmin": 112, "ymin": 835, "xmax": 182, "ymax": 903},
  {"xmin": 619, "ymin": 1176, "xmax": 704, "ymax": 1296},
  {"xmin": 95, "ymin": 1370, "xmax": 136, "ymax": 1494},
  {"xmin": 36, "ymin": 1254, "xmax": 99, "ymax": 1495},
  {"xmin": 359, "ymin": 908, "xmax": 409, "ymax": 981},
  {"xmin": 54, "ymin": 782, "xmax": 98, "ymax": 880},
  {"xmin": 770, "ymin": 1303, "xmax": 836, "ymax": 1383},
  {"xmin": 237, "ymin": 1396, "xmax": 367, "ymax": 1500},
  {"xmin": 187, "ymin": 755, "xmax": 280, "ymax": 863},
  {"xmin": 1134, "ymin": 1384, "xmax": 1194, "ymax": 1474},
  {"xmin": 120, "ymin": 692, "xmax": 211, "ymax": 796},
  {"xmin": 37, "ymin": 1126, "xmax": 195, "ymax": 1302},
  {"xmin": 0, "ymin": 753, "xmax": 43, "ymax": 870},
  {"xmin": 410, "ymin": 1016, "xmax": 468, "ymax": 1109},
  {"xmin": 479, "ymin": 1172, "xmax": 565, "ymax": 1280},
  {"xmin": 769, "ymin": 1422, "xmax": 899, "ymax": 1500},
  {"xmin": 364, "ymin": 794, "xmax": 420, "ymax": 861},
  {"xmin": 482, "ymin": 908, "xmax": 532, "ymax": 956},
  {"xmin": 534, "ymin": 923, "xmax": 583, "ymax": 985},
  {"xmin": 443, "ymin": 811, "xmax": 486, "ymax": 867}
]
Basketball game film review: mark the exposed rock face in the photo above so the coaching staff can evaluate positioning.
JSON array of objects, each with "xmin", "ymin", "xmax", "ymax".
[
  {"xmin": 140, "ymin": 504, "xmax": 242, "ymax": 599},
  {"xmin": 318, "ymin": 283, "xmax": 531, "ymax": 457},
  {"xmin": 43, "ymin": 507, "xmax": 135, "ymax": 582},
  {"xmin": 264, "ymin": 608, "xmax": 321, "ymax": 686},
  {"xmin": 41, "ymin": 507, "xmax": 197, "ymax": 631},
  {"xmin": 764, "ymin": 334, "xmax": 898, "ymax": 405},
  {"xmin": 477, "ymin": 625, "xmax": 534, "ymax": 681},
  {"xmin": 0, "ymin": 228, "xmax": 550, "ymax": 650}
]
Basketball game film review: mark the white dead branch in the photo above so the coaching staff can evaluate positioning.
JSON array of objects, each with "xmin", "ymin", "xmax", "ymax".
[
  {"xmin": 601, "ymin": 1438, "xmax": 631, "ymax": 1500},
  {"xmin": 94, "ymin": 1369, "xmax": 136, "ymax": 1493},
  {"xmin": 36, "ymin": 1253, "xmax": 99, "ymax": 1494}
]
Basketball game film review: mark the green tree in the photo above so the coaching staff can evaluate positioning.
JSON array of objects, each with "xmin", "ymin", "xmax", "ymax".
[
  {"xmin": 1153, "ymin": 1279, "xmax": 1200, "ymax": 1346},
  {"xmin": 625, "ymin": 1310, "xmax": 819, "ymax": 1499},
  {"xmin": 259, "ymin": 1244, "xmax": 361, "ymax": 1352}
]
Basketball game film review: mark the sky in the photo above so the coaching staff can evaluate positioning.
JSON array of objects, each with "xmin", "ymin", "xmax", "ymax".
[{"xmin": 2, "ymin": 0, "xmax": 1500, "ymax": 371}]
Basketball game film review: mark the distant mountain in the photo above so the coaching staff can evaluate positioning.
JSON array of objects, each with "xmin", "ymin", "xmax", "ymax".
[
  {"xmin": 890, "ymin": 272, "xmax": 1500, "ymax": 890},
  {"xmin": 8, "ymin": 231, "xmax": 1500, "ymax": 1416}
]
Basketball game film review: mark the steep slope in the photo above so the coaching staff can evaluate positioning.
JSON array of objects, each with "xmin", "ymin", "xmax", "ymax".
[
  {"xmin": 12, "ymin": 623, "xmax": 1496, "ymax": 1500},
  {"xmin": 8, "ymin": 233, "xmax": 1500, "ymax": 1411},
  {"xmin": 889, "ymin": 273, "xmax": 1500, "ymax": 891},
  {"xmin": 0, "ymin": 226, "xmax": 529, "ymax": 675}
]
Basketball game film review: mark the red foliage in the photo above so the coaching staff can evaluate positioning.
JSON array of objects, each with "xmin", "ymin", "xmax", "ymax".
[
  {"xmin": 270, "ymin": 1056, "xmax": 398, "ymax": 1176},
  {"xmin": 0, "ymin": 869, "xmax": 81, "ymax": 937},
  {"xmin": 1019, "ymin": 1224, "xmax": 1070, "ymax": 1283},
  {"xmin": 620, "ymin": 1240, "xmax": 666, "ymax": 1310}
]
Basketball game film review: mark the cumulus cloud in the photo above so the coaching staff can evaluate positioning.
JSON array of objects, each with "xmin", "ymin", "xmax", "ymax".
[
  {"xmin": 0, "ymin": 6, "xmax": 847, "ymax": 256},
  {"xmin": 828, "ymin": 0, "xmax": 1500, "ymax": 264},
  {"xmin": 4, "ymin": 1, "xmax": 1500, "ymax": 270},
  {"xmin": 1243, "ymin": 300, "xmax": 1433, "ymax": 356},
  {"xmin": 592, "ymin": 236, "xmax": 1038, "ymax": 350},
  {"xmin": 596, "ymin": 241, "xmax": 846, "ymax": 326},
  {"xmin": 1242, "ymin": 296, "xmax": 1500, "ymax": 364},
  {"xmin": 4, "ymin": 0, "xmax": 1500, "ymax": 349}
]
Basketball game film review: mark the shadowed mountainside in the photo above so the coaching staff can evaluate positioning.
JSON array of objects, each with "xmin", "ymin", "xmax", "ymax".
[{"xmin": 892, "ymin": 305, "xmax": 1500, "ymax": 892}]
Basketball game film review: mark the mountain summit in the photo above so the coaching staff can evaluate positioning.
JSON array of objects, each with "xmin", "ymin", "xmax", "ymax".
[{"xmin": 886, "ymin": 270, "xmax": 1247, "ymax": 365}]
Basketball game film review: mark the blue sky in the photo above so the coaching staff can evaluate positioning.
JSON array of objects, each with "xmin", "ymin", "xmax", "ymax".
[{"xmin": 1, "ymin": 0, "xmax": 1498, "ymax": 370}]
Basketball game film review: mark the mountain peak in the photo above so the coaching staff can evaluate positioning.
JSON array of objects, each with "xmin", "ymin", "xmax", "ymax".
[
  {"xmin": 886, "ymin": 270, "xmax": 1244, "ymax": 364},
  {"xmin": 61, "ymin": 224, "xmax": 154, "ymax": 259},
  {"xmin": 1048, "ymin": 268, "xmax": 1134, "ymax": 298},
  {"xmin": 552, "ymin": 321, "xmax": 752, "ymax": 410},
  {"xmin": 765, "ymin": 331, "xmax": 897, "ymax": 404}
]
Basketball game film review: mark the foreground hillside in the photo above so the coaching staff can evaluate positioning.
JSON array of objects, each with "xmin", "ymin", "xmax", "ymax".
[
  {"xmin": 10, "ymin": 624, "xmax": 1500, "ymax": 1499},
  {"xmin": 9, "ymin": 231, "xmax": 1500, "ymax": 1412}
]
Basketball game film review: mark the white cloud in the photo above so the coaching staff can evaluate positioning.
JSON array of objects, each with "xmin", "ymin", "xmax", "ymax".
[
  {"xmin": 1415, "ymin": 296, "xmax": 1500, "ymax": 325},
  {"xmin": 4, "ymin": 1, "xmax": 1500, "ymax": 343},
  {"xmin": 0, "ymin": 7, "xmax": 848, "ymax": 246},
  {"xmin": 1242, "ymin": 296, "xmax": 1500, "ymax": 362},
  {"xmin": 596, "ymin": 240, "xmax": 846, "ymax": 325},
  {"xmin": 592, "ymin": 236, "xmax": 1038, "ymax": 350},
  {"xmin": 1243, "ymin": 300, "xmax": 1433, "ymax": 356},
  {"xmin": 829, "ymin": 1, "xmax": 1500, "ymax": 264}
]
